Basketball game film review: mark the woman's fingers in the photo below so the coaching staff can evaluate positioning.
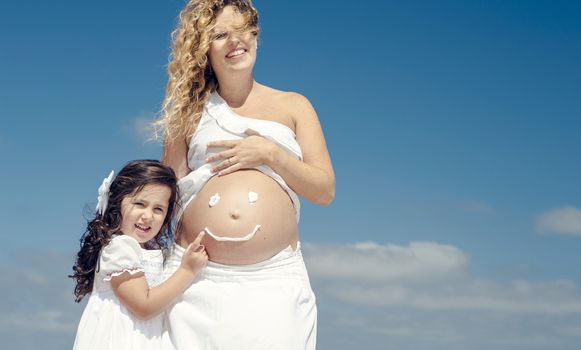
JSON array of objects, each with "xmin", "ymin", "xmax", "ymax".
[
  {"xmin": 211, "ymin": 156, "xmax": 242, "ymax": 174},
  {"xmin": 206, "ymin": 149, "xmax": 236, "ymax": 163},
  {"xmin": 244, "ymin": 128, "xmax": 260, "ymax": 136},
  {"xmin": 207, "ymin": 135, "xmax": 269, "ymax": 174},
  {"xmin": 207, "ymin": 139, "xmax": 238, "ymax": 149},
  {"xmin": 217, "ymin": 161, "xmax": 242, "ymax": 176}
]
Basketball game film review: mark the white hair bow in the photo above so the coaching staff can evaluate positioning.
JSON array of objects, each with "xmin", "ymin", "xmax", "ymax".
[{"xmin": 96, "ymin": 170, "xmax": 115, "ymax": 216}]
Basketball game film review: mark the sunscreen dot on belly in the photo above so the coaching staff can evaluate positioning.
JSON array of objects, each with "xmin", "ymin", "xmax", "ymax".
[
  {"xmin": 248, "ymin": 191, "xmax": 258, "ymax": 204},
  {"xmin": 208, "ymin": 193, "xmax": 220, "ymax": 207}
]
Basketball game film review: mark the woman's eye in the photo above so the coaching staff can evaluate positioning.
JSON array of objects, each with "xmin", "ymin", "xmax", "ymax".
[{"xmin": 213, "ymin": 32, "xmax": 227, "ymax": 40}]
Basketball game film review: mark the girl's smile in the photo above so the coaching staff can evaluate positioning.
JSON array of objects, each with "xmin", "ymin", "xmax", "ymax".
[{"xmin": 120, "ymin": 184, "xmax": 171, "ymax": 245}]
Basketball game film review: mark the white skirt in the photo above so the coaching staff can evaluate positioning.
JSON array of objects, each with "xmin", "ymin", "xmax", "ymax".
[{"xmin": 162, "ymin": 243, "xmax": 317, "ymax": 350}]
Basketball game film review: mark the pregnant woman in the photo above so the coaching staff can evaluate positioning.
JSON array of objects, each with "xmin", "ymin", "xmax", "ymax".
[{"xmin": 157, "ymin": 1, "xmax": 335, "ymax": 348}]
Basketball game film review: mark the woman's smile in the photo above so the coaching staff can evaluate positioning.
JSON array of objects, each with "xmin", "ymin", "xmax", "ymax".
[{"xmin": 226, "ymin": 48, "xmax": 246, "ymax": 59}]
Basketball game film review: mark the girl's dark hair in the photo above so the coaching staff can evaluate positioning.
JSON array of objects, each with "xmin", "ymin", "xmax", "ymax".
[{"xmin": 69, "ymin": 160, "xmax": 179, "ymax": 302}]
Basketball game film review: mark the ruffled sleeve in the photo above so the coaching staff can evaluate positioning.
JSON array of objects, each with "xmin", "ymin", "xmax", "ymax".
[{"xmin": 100, "ymin": 235, "xmax": 143, "ymax": 281}]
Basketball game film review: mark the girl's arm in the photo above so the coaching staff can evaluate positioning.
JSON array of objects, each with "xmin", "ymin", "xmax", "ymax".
[
  {"xmin": 208, "ymin": 93, "xmax": 335, "ymax": 205},
  {"xmin": 110, "ymin": 233, "xmax": 207, "ymax": 320}
]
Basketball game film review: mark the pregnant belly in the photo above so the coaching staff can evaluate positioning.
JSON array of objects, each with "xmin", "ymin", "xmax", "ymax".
[{"xmin": 179, "ymin": 169, "xmax": 298, "ymax": 265}]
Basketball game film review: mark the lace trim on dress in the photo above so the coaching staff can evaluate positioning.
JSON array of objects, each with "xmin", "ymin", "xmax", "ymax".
[{"xmin": 103, "ymin": 267, "xmax": 143, "ymax": 281}]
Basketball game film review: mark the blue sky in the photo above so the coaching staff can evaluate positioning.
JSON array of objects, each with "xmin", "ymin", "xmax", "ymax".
[{"xmin": 1, "ymin": 1, "xmax": 581, "ymax": 349}]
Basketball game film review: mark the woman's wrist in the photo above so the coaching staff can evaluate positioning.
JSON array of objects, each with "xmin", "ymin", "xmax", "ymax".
[{"xmin": 266, "ymin": 142, "xmax": 285, "ymax": 169}]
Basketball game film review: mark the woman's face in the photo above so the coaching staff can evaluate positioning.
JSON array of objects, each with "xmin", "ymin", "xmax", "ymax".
[{"xmin": 208, "ymin": 6, "xmax": 257, "ymax": 77}]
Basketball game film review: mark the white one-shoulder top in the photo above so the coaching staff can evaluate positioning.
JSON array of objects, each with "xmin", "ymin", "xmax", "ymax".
[{"xmin": 177, "ymin": 91, "xmax": 303, "ymax": 222}]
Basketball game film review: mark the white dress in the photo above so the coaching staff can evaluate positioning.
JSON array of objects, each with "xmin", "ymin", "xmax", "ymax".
[
  {"xmin": 162, "ymin": 91, "xmax": 317, "ymax": 350},
  {"xmin": 73, "ymin": 235, "xmax": 164, "ymax": 350}
]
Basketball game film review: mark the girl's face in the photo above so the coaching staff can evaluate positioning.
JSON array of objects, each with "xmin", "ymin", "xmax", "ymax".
[
  {"xmin": 208, "ymin": 6, "xmax": 257, "ymax": 77},
  {"xmin": 120, "ymin": 184, "xmax": 172, "ymax": 245}
]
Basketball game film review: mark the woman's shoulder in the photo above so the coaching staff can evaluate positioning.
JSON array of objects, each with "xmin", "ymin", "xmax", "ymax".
[
  {"xmin": 256, "ymin": 85, "xmax": 314, "ymax": 121},
  {"xmin": 258, "ymin": 84, "xmax": 311, "ymax": 106}
]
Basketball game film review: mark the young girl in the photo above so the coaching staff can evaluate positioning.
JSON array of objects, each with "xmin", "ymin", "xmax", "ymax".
[{"xmin": 70, "ymin": 159, "xmax": 207, "ymax": 350}]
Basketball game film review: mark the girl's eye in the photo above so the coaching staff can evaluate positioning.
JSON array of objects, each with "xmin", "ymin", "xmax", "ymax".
[
  {"xmin": 134, "ymin": 202, "xmax": 145, "ymax": 207},
  {"xmin": 154, "ymin": 207, "xmax": 165, "ymax": 214}
]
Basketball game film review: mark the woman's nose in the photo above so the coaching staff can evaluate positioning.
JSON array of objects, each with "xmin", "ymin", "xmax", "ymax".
[{"xmin": 227, "ymin": 33, "xmax": 240, "ymax": 45}]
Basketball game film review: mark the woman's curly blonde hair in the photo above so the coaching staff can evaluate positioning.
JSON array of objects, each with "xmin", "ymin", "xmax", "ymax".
[{"xmin": 156, "ymin": 0, "xmax": 259, "ymax": 143}]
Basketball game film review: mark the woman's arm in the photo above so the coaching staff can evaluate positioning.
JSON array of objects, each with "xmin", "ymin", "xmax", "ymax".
[
  {"xmin": 162, "ymin": 134, "xmax": 190, "ymax": 179},
  {"xmin": 269, "ymin": 93, "xmax": 335, "ymax": 205},
  {"xmin": 207, "ymin": 93, "xmax": 335, "ymax": 205},
  {"xmin": 110, "ymin": 234, "xmax": 207, "ymax": 320}
]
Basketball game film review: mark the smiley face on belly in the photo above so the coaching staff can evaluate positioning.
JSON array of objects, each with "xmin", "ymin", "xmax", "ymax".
[
  {"xmin": 179, "ymin": 170, "xmax": 298, "ymax": 264},
  {"xmin": 204, "ymin": 190, "xmax": 261, "ymax": 242}
]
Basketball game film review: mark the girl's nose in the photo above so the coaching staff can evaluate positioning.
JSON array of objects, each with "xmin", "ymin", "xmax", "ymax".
[{"xmin": 141, "ymin": 210, "xmax": 153, "ymax": 222}]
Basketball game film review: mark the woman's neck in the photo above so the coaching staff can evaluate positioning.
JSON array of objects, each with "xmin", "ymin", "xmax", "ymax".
[{"xmin": 216, "ymin": 73, "xmax": 256, "ymax": 108}]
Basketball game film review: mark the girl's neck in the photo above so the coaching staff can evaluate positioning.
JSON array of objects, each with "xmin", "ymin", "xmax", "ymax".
[{"xmin": 216, "ymin": 73, "xmax": 255, "ymax": 108}]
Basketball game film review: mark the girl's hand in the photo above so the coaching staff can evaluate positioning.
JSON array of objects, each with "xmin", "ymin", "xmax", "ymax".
[
  {"xmin": 206, "ymin": 129, "xmax": 278, "ymax": 176},
  {"xmin": 180, "ymin": 231, "xmax": 208, "ymax": 275}
]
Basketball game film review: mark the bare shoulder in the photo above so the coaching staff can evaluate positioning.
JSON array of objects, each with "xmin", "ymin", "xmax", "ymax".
[
  {"xmin": 259, "ymin": 86, "xmax": 315, "ymax": 121},
  {"xmin": 283, "ymin": 91, "xmax": 312, "ymax": 110},
  {"xmin": 282, "ymin": 91, "xmax": 317, "ymax": 125},
  {"xmin": 248, "ymin": 84, "xmax": 316, "ymax": 131},
  {"xmin": 257, "ymin": 84, "xmax": 308, "ymax": 105}
]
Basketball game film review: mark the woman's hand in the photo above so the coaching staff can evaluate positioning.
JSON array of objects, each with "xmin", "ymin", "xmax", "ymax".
[{"xmin": 206, "ymin": 129, "xmax": 278, "ymax": 176}]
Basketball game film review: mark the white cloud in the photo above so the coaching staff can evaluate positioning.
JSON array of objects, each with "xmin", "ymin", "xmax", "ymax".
[
  {"xmin": 0, "ymin": 311, "xmax": 74, "ymax": 332},
  {"xmin": 305, "ymin": 241, "xmax": 468, "ymax": 283},
  {"xmin": 536, "ymin": 206, "xmax": 581, "ymax": 235},
  {"xmin": 122, "ymin": 112, "xmax": 161, "ymax": 144},
  {"xmin": 134, "ymin": 116, "xmax": 157, "ymax": 142},
  {"xmin": 556, "ymin": 324, "xmax": 581, "ymax": 337},
  {"xmin": 0, "ymin": 251, "xmax": 81, "ymax": 339},
  {"xmin": 458, "ymin": 201, "xmax": 496, "ymax": 215},
  {"xmin": 304, "ymin": 242, "xmax": 581, "ymax": 315},
  {"xmin": 303, "ymin": 241, "xmax": 581, "ymax": 349}
]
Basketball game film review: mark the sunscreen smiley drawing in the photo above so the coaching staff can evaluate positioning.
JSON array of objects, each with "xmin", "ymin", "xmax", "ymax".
[
  {"xmin": 204, "ymin": 225, "xmax": 261, "ymax": 242},
  {"xmin": 205, "ymin": 191, "xmax": 261, "ymax": 241}
]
